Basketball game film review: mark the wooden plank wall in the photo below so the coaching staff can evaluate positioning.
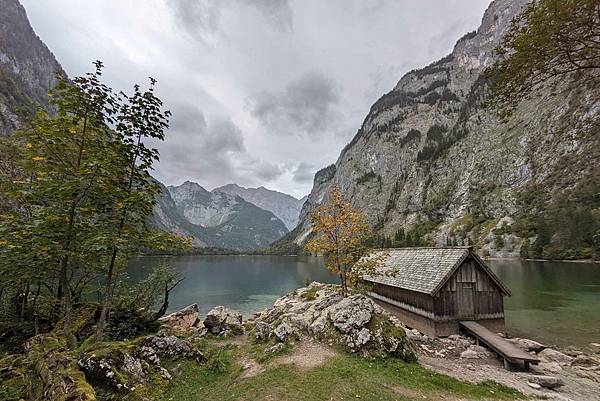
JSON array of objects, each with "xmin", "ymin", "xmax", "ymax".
[
  {"xmin": 372, "ymin": 283, "xmax": 434, "ymax": 312},
  {"xmin": 434, "ymin": 257, "xmax": 504, "ymax": 318}
]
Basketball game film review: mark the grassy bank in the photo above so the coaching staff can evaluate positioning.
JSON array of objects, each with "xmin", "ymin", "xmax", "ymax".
[{"xmin": 150, "ymin": 339, "xmax": 523, "ymax": 401}]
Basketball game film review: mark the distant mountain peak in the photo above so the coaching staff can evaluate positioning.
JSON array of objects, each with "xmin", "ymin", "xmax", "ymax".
[{"xmin": 214, "ymin": 183, "xmax": 305, "ymax": 230}]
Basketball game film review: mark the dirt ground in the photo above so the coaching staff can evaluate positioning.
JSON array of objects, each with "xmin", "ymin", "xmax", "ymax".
[{"xmin": 418, "ymin": 347, "xmax": 600, "ymax": 401}]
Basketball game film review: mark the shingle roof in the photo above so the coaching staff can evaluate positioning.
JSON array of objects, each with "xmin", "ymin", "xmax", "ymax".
[{"xmin": 363, "ymin": 247, "xmax": 509, "ymax": 296}]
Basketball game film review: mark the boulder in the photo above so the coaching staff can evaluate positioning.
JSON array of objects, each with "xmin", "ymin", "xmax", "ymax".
[
  {"xmin": 537, "ymin": 362, "xmax": 563, "ymax": 374},
  {"xmin": 572, "ymin": 354, "xmax": 600, "ymax": 368},
  {"xmin": 137, "ymin": 345, "xmax": 161, "ymax": 365},
  {"xmin": 538, "ymin": 348, "xmax": 574, "ymax": 366},
  {"xmin": 329, "ymin": 295, "xmax": 374, "ymax": 334},
  {"xmin": 273, "ymin": 321, "xmax": 299, "ymax": 342},
  {"xmin": 143, "ymin": 334, "xmax": 202, "ymax": 361},
  {"xmin": 158, "ymin": 304, "xmax": 200, "ymax": 332},
  {"xmin": 527, "ymin": 375, "xmax": 564, "ymax": 389},
  {"xmin": 309, "ymin": 315, "xmax": 328, "ymax": 335},
  {"xmin": 121, "ymin": 353, "xmax": 145, "ymax": 383},
  {"xmin": 574, "ymin": 367, "xmax": 600, "ymax": 382},
  {"xmin": 203, "ymin": 306, "xmax": 243, "ymax": 335},
  {"xmin": 314, "ymin": 293, "xmax": 343, "ymax": 310},
  {"xmin": 254, "ymin": 321, "xmax": 272, "ymax": 341},
  {"xmin": 249, "ymin": 283, "xmax": 417, "ymax": 362},
  {"xmin": 515, "ymin": 338, "xmax": 546, "ymax": 353},
  {"xmin": 78, "ymin": 354, "xmax": 128, "ymax": 391}
]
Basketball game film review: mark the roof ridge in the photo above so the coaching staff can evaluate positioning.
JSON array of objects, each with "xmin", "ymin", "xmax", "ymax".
[{"xmin": 371, "ymin": 246, "xmax": 473, "ymax": 251}]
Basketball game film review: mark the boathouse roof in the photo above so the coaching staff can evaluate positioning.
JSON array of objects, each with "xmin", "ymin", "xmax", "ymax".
[{"xmin": 363, "ymin": 247, "xmax": 511, "ymax": 296}]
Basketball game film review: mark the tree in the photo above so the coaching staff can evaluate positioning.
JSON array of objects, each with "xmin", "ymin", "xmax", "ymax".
[
  {"xmin": 95, "ymin": 78, "xmax": 172, "ymax": 340},
  {"xmin": 0, "ymin": 62, "xmax": 120, "ymax": 345},
  {"xmin": 305, "ymin": 186, "xmax": 372, "ymax": 296},
  {"xmin": 0, "ymin": 62, "xmax": 190, "ymax": 345},
  {"xmin": 487, "ymin": 0, "xmax": 600, "ymax": 114}
]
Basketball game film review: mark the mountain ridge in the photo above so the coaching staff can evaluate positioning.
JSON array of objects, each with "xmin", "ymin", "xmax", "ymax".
[
  {"xmin": 213, "ymin": 183, "xmax": 306, "ymax": 230},
  {"xmin": 152, "ymin": 180, "xmax": 290, "ymax": 250},
  {"xmin": 279, "ymin": 0, "xmax": 600, "ymax": 259},
  {"xmin": 0, "ymin": 0, "xmax": 64, "ymax": 136}
]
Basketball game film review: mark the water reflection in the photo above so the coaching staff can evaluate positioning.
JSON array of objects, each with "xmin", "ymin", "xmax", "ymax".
[{"xmin": 489, "ymin": 259, "xmax": 600, "ymax": 348}]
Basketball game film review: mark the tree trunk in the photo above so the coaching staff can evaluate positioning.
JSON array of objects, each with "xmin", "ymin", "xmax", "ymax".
[
  {"xmin": 96, "ymin": 133, "xmax": 142, "ymax": 341},
  {"xmin": 153, "ymin": 282, "xmax": 170, "ymax": 321},
  {"xmin": 95, "ymin": 250, "xmax": 117, "ymax": 341}
]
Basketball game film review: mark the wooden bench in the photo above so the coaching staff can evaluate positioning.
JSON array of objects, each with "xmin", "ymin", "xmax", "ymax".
[{"xmin": 459, "ymin": 321, "xmax": 539, "ymax": 370}]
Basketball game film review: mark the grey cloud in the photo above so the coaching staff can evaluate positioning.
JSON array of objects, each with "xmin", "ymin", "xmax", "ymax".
[
  {"xmin": 241, "ymin": 0, "xmax": 293, "ymax": 31},
  {"xmin": 167, "ymin": 0, "xmax": 223, "ymax": 44},
  {"xmin": 249, "ymin": 71, "xmax": 339, "ymax": 136},
  {"xmin": 254, "ymin": 161, "xmax": 284, "ymax": 181},
  {"xmin": 292, "ymin": 162, "xmax": 315, "ymax": 184},
  {"xmin": 167, "ymin": 0, "xmax": 292, "ymax": 43},
  {"xmin": 205, "ymin": 115, "xmax": 245, "ymax": 153}
]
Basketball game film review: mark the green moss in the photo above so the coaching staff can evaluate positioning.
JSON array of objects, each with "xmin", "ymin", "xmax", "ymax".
[{"xmin": 301, "ymin": 286, "xmax": 318, "ymax": 301}]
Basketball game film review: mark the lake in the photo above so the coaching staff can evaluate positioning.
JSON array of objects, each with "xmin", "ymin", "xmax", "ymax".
[{"xmin": 128, "ymin": 255, "xmax": 600, "ymax": 349}]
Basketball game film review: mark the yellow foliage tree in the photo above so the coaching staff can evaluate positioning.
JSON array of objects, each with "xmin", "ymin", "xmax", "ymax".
[{"xmin": 305, "ymin": 185, "xmax": 373, "ymax": 296}]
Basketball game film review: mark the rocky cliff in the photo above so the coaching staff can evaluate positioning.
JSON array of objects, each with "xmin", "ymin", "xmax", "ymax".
[
  {"xmin": 214, "ymin": 183, "xmax": 306, "ymax": 230},
  {"xmin": 0, "ymin": 0, "xmax": 64, "ymax": 136},
  {"xmin": 282, "ymin": 0, "xmax": 600, "ymax": 259},
  {"xmin": 153, "ymin": 181, "xmax": 289, "ymax": 250}
]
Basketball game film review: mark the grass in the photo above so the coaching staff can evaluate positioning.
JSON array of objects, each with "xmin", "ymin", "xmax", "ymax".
[{"xmin": 150, "ymin": 340, "xmax": 524, "ymax": 401}]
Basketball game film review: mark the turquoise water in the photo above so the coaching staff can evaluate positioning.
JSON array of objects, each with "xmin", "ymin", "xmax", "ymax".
[
  {"xmin": 128, "ymin": 256, "xmax": 600, "ymax": 348},
  {"xmin": 127, "ymin": 255, "xmax": 337, "ymax": 317}
]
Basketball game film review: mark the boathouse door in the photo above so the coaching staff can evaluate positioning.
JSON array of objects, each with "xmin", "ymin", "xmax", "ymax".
[{"xmin": 457, "ymin": 282, "xmax": 475, "ymax": 319}]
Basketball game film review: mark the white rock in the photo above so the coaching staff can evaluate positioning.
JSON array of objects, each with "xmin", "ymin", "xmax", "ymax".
[
  {"xmin": 527, "ymin": 375, "xmax": 564, "ymax": 389},
  {"xmin": 538, "ymin": 348, "xmax": 574, "ymax": 366}
]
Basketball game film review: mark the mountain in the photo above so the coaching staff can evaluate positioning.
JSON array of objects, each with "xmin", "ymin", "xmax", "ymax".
[
  {"xmin": 214, "ymin": 183, "xmax": 306, "ymax": 230},
  {"xmin": 0, "ymin": 0, "xmax": 64, "ymax": 136},
  {"xmin": 154, "ymin": 181, "xmax": 289, "ymax": 250},
  {"xmin": 279, "ymin": 0, "xmax": 600, "ymax": 259}
]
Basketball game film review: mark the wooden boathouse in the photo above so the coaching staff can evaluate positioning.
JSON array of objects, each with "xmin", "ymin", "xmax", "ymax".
[{"xmin": 364, "ymin": 247, "xmax": 511, "ymax": 337}]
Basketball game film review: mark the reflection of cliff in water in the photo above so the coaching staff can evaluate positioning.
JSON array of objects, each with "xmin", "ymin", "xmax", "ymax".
[{"xmin": 490, "ymin": 259, "xmax": 600, "ymax": 348}]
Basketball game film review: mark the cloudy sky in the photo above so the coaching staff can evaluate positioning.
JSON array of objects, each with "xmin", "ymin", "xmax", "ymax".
[{"xmin": 21, "ymin": 0, "xmax": 490, "ymax": 198}]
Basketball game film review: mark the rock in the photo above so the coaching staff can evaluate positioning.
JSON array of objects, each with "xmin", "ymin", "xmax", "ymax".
[
  {"xmin": 158, "ymin": 304, "xmax": 200, "ymax": 332},
  {"xmin": 144, "ymin": 335, "xmax": 202, "ymax": 361},
  {"xmin": 309, "ymin": 315, "xmax": 328, "ymax": 335},
  {"xmin": 406, "ymin": 329, "xmax": 425, "ymax": 342},
  {"xmin": 460, "ymin": 345, "xmax": 491, "ymax": 359},
  {"xmin": 203, "ymin": 306, "xmax": 243, "ymax": 335},
  {"xmin": 574, "ymin": 368, "xmax": 600, "ymax": 382},
  {"xmin": 538, "ymin": 348, "xmax": 574, "ymax": 366},
  {"xmin": 572, "ymin": 354, "xmax": 600, "ymax": 367},
  {"xmin": 460, "ymin": 350, "xmax": 481, "ymax": 359},
  {"xmin": 527, "ymin": 375, "xmax": 564, "ymax": 389},
  {"xmin": 515, "ymin": 338, "xmax": 546, "ymax": 353},
  {"xmin": 78, "ymin": 354, "xmax": 127, "ymax": 390},
  {"xmin": 121, "ymin": 353, "xmax": 145, "ymax": 382},
  {"xmin": 138, "ymin": 345, "xmax": 161, "ymax": 365},
  {"xmin": 250, "ymin": 283, "xmax": 416, "ymax": 362},
  {"xmin": 527, "ymin": 382, "xmax": 542, "ymax": 390},
  {"xmin": 591, "ymin": 342, "xmax": 600, "ymax": 348},
  {"xmin": 355, "ymin": 328, "xmax": 372, "ymax": 347},
  {"xmin": 254, "ymin": 321, "xmax": 272, "ymax": 341},
  {"xmin": 265, "ymin": 343, "xmax": 286, "ymax": 354},
  {"xmin": 273, "ymin": 321, "xmax": 299, "ymax": 342},
  {"xmin": 537, "ymin": 362, "xmax": 563, "ymax": 374},
  {"xmin": 329, "ymin": 295, "xmax": 374, "ymax": 334},
  {"xmin": 159, "ymin": 367, "xmax": 172, "ymax": 380},
  {"xmin": 314, "ymin": 293, "xmax": 343, "ymax": 310},
  {"xmin": 446, "ymin": 334, "xmax": 471, "ymax": 348}
]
